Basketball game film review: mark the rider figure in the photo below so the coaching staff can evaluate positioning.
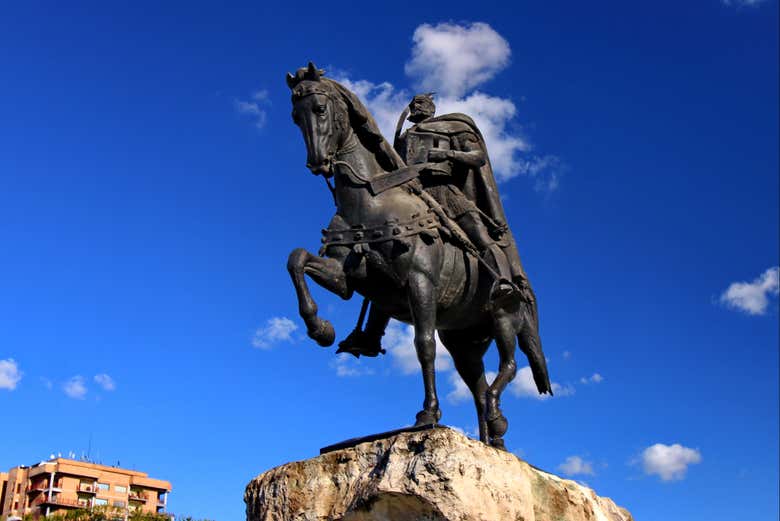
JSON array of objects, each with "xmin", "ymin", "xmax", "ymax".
[{"xmin": 337, "ymin": 93, "xmax": 530, "ymax": 358}]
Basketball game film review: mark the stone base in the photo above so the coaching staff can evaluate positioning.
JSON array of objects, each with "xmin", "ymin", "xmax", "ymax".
[{"xmin": 245, "ymin": 426, "xmax": 633, "ymax": 521}]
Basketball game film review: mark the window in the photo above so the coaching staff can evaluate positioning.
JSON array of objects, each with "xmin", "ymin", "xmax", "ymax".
[
  {"xmin": 95, "ymin": 498, "xmax": 108, "ymax": 506},
  {"xmin": 97, "ymin": 483, "xmax": 110, "ymax": 491},
  {"xmin": 113, "ymin": 500, "xmax": 126, "ymax": 508},
  {"xmin": 13, "ymin": 501, "xmax": 19, "ymax": 510},
  {"xmin": 115, "ymin": 485, "xmax": 127, "ymax": 493}
]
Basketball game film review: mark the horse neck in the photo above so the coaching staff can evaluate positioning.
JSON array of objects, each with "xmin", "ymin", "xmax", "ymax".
[{"xmin": 331, "ymin": 130, "xmax": 386, "ymax": 218}]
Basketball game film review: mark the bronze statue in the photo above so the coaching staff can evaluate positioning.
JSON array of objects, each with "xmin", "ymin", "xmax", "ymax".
[{"xmin": 285, "ymin": 63, "xmax": 551, "ymax": 450}]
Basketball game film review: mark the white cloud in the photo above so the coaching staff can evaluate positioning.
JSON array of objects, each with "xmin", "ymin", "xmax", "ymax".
[
  {"xmin": 235, "ymin": 89, "xmax": 269, "ymax": 129},
  {"xmin": 433, "ymin": 92, "xmax": 533, "ymax": 183},
  {"xmin": 558, "ymin": 455, "xmax": 596, "ymax": 477},
  {"xmin": 510, "ymin": 365, "xmax": 574, "ymax": 399},
  {"xmin": 723, "ymin": 0, "xmax": 767, "ymax": 6},
  {"xmin": 720, "ymin": 267, "xmax": 779, "ymax": 315},
  {"xmin": 63, "ymin": 376, "xmax": 87, "ymax": 400},
  {"xmin": 0, "ymin": 359, "xmax": 22, "ymax": 390},
  {"xmin": 335, "ymin": 78, "xmax": 409, "ymax": 147},
  {"xmin": 329, "ymin": 355, "xmax": 375, "ymax": 377},
  {"xmin": 334, "ymin": 22, "xmax": 561, "ymax": 189},
  {"xmin": 252, "ymin": 316, "xmax": 298, "ymax": 349},
  {"xmin": 580, "ymin": 373, "xmax": 604, "ymax": 384},
  {"xmin": 405, "ymin": 22, "xmax": 511, "ymax": 98},
  {"xmin": 384, "ymin": 320, "xmax": 453, "ymax": 375},
  {"xmin": 449, "ymin": 425, "xmax": 480, "ymax": 438},
  {"xmin": 94, "ymin": 373, "xmax": 116, "ymax": 391},
  {"xmin": 640, "ymin": 443, "xmax": 702, "ymax": 481},
  {"xmin": 447, "ymin": 370, "xmax": 496, "ymax": 404},
  {"xmin": 562, "ymin": 350, "xmax": 571, "ymax": 360}
]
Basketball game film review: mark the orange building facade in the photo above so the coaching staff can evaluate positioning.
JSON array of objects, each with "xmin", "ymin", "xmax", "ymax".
[{"xmin": 0, "ymin": 458, "xmax": 171, "ymax": 520}]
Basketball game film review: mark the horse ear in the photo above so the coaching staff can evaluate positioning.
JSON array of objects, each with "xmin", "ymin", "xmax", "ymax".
[
  {"xmin": 286, "ymin": 72, "xmax": 296, "ymax": 89},
  {"xmin": 307, "ymin": 62, "xmax": 321, "ymax": 81}
]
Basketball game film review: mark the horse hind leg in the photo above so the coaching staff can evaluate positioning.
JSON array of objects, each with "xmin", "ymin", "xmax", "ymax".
[
  {"xmin": 486, "ymin": 312, "xmax": 519, "ymax": 450},
  {"xmin": 439, "ymin": 330, "xmax": 491, "ymax": 444},
  {"xmin": 287, "ymin": 248, "xmax": 352, "ymax": 346}
]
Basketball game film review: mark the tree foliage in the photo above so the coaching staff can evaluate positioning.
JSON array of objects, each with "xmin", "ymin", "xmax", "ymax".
[{"xmin": 21, "ymin": 507, "xmax": 213, "ymax": 521}]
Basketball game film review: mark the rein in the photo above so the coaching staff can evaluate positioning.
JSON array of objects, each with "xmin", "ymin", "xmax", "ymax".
[{"xmin": 331, "ymin": 133, "xmax": 374, "ymax": 186}]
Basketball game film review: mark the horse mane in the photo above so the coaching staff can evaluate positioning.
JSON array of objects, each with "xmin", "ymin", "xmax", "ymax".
[{"xmin": 323, "ymin": 78, "xmax": 405, "ymax": 172}]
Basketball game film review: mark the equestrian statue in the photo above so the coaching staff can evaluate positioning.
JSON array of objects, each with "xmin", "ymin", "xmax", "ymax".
[{"xmin": 285, "ymin": 63, "xmax": 551, "ymax": 450}]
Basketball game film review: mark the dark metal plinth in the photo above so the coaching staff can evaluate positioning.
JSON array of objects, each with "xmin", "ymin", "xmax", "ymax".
[{"xmin": 320, "ymin": 424, "xmax": 445, "ymax": 454}]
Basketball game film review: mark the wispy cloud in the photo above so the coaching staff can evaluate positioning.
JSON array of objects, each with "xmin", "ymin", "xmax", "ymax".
[
  {"xmin": 252, "ymin": 316, "xmax": 298, "ymax": 349},
  {"xmin": 329, "ymin": 355, "xmax": 375, "ymax": 377},
  {"xmin": 580, "ymin": 373, "xmax": 604, "ymax": 385},
  {"xmin": 447, "ymin": 370, "xmax": 496, "ymax": 404},
  {"xmin": 510, "ymin": 365, "xmax": 574, "ymax": 399},
  {"xmin": 558, "ymin": 455, "xmax": 596, "ymax": 477},
  {"xmin": 0, "ymin": 359, "xmax": 22, "ymax": 390},
  {"xmin": 638, "ymin": 443, "xmax": 702, "ymax": 481},
  {"xmin": 383, "ymin": 320, "xmax": 571, "ymax": 402},
  {"xmin": 235, "ymin": 89, "xmax": 270, "ymax": 129},
  {"xmin": 94, "ymin": 373, "xmax": 116, "ymax": 391},
  {"xmin": 720, "ymin": 266, "xmax": 779, "ymax": 315},
  {"xmin": 722, "ymin": 0, "xmax": 768, "ymax": 7},
  {"xmin": 334, "ymin": 21, "xmax": 562, "ymax": 190},
  {"xmin": 384, "ymin": 320, "xmax": 453, "ymax": 375},
  {"xmin": 63, "ymin": 376, "xmax": 87, "ymax": 400}
]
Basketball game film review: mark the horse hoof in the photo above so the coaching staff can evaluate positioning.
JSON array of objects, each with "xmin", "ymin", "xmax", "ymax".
[
  {"xmin": 487, "ymin": 414, "xmax": 508, "ymax": 438},
  {"xmin": 414, "ymin": 409, "xmax": 441, "ymax": 427},
  {"xmin": 490, "ymin": 438, "xmax": 508, "ymax": 451},
  {"xmin": 309, "ymin": 319, "xmax": 335, "ymax": 347}
]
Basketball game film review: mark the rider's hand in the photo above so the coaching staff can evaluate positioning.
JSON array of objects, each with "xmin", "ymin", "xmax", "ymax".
[{"xmin": 427, "ymin": 148, "xmax": 450, "ymax": 162}]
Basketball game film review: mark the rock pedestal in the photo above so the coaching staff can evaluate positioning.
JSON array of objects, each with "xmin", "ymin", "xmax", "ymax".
[{"xmin": 245, "ymin": 427, "xmax": 633, "ymax": 521}]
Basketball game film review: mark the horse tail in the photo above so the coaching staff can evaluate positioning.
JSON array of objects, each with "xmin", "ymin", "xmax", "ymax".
[{"xmin": 517, "ymin": 296, "xmax": 553, "ymax": 396}]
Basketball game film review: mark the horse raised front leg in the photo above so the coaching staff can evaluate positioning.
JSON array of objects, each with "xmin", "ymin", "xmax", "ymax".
[
  {"xmin": 287, "ymin": 248, "xmax": 352, "ymax": 347},
  {"xmin": 407, "ymin": 271, "xmax": 442, "ymax": 427}
]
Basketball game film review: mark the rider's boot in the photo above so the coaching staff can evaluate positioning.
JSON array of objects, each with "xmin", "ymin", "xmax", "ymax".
[
  {"xmin": 455, "ymin": 212, "xmax": 521, "ymax": 309},
  {"xmin": 337, "ymin": 307, "xmax": 390, "ymax": 358},
  {"xmin": 482, "ymin": 244, "xmax": 522, "ymax": 310}
]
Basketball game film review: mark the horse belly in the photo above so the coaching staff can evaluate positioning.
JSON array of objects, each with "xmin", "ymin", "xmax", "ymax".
[{"xmin": 435, "ymin": 243, "xmax": 487, "ymax": 329}]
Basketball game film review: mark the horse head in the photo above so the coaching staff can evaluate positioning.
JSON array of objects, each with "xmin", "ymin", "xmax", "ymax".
[
  {"xmin": 287, "ymin": 63, "xmax": 350, "ymax": 177},
  {"xmin": 287, "ymin": 62, "xmax": 405, "ymax": 180}
]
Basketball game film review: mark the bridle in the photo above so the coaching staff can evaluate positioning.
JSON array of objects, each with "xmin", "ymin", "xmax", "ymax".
[{"xmin": 293, "ymin": 83, "xmax": 378, "ymax": 195}]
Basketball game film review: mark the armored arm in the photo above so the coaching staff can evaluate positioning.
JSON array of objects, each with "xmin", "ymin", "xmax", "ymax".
[
  {"xmin": 446, "ymin": 133, "xmax": 486, "ymax": 168},
  {"xmin": 426, "ymin": 134, "xmax": 485, "ymax": 169}
]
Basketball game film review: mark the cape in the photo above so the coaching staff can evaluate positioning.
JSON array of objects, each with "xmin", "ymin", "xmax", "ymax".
[{"xmin": 400, "ymin": 113, "xmax": 525, "ymax": 280}]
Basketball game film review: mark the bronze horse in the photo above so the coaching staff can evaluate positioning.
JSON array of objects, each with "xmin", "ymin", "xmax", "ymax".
[{"xmin": 285, "ymin": 63, "xmax": 551, "ymax": 449}]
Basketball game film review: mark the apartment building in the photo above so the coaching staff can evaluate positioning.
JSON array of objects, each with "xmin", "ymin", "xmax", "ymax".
[{"xmin": 0, "ymin": 458, "xmax": 171, "ymax": 520}]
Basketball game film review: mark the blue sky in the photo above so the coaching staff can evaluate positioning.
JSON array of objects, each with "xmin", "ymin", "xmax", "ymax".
[{"xmin": 1, "ymin": 2, "xmax": 778, "ymax": 520}]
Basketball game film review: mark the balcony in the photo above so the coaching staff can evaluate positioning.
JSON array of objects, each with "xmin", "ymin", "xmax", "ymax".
[
  {"xmin": 128, "ymin": 493, "xmax": 147, "ymax": 502},
  {"xmin": 78, "ymin": 483, "xmax": 97, "ymax": 494},
  {"xmin": 39, "ymin": 496, "xmax": 86, "ymax": 508},
  {"xmin": 28, "ymin": 482, "xmax": 63, "ymax": 494}
]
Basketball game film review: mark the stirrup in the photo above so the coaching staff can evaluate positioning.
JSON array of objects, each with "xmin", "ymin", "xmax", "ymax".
[
  {"xmin": 336, "ymin": 328, "xmax": 387, "ymax": 359},
  {"xmin": 489, "ymin": 279, "xmax": 522, "ymax": 310}
]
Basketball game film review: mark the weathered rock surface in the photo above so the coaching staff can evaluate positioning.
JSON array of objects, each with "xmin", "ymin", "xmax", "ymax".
[{"xmin": 245, "ymin": 427, "xmax": 633, "ymax": 521}]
